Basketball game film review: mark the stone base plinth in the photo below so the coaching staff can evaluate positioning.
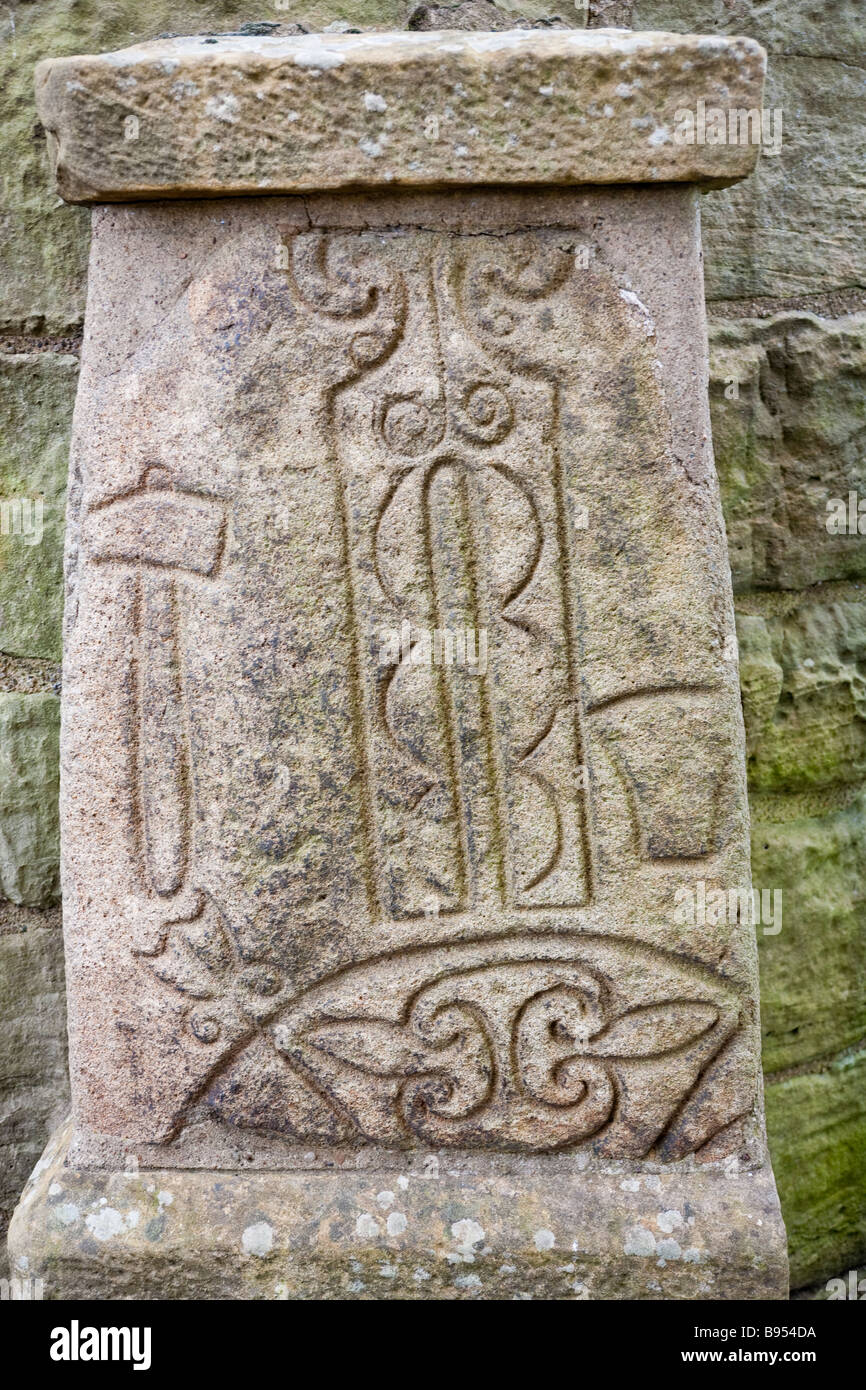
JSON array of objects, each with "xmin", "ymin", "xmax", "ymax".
[{"xmin": 8, "ymin": 1123, "xmax": 788, "ymax": 1300}]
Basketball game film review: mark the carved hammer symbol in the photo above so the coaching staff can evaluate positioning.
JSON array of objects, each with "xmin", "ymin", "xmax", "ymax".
[{"xmin": 84, "ymin": 467, "xmax": 226, "ymax": 898}]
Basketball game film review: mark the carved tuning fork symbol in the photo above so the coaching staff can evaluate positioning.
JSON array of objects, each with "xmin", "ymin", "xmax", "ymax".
[{"xmin": 84, "ymin": 467, "xmax": 227, "ymax": 899}]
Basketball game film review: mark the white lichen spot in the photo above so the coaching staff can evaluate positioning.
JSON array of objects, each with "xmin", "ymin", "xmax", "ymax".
[
  {"xmin": 379, "ymin": 1262, "xmax": 398, "ymax": 1278},
  {"xmin": 397, "ymin": 1175, "xmax": 409, "ymax": 1191},
  {"xmin": 355, "ymin": 1212, "xmax": 380, "ymax": 1238},
  {"xmin": 648, "ymin": 125, "xmax": 671, "ymax": 147},
  {"xmin": 571, "ymin": 1280, "xmax": 590, "ymax": 1299},
  {"xmin": 615, "ymin": 83, "xmax": 634, "ymax": 98},
  {"xmin": 205, "ymin": 93, "xmax": 240, "ymax": 124},
  {"xmin": 85, "ymin": 1207, "xmax": 127, "ymax": 1242},
  {"xmin": 387, "ymin": 1211, "xmax": 408, "ymax": 1237},
  {"xmin": 364, "ymin": 91, "xmax": 387, "ymax": 112},
  {"xmin": 48, "ymin": 1182, "xmax": 62, "ymax": 1197},
  {"xmin": 644, "ymin": 1175, "xmax": 662, "ymax": 1193},
  {"xmin": 241, "ymin": 1221, "xmax": 274, "ymax": 1257},
  {"xmin": 347, "ymin": 1279, "xmax": 365, "ymax": 1292},
  {"xmin": 376, "ymin": 1190, "xmax": 395, "ymax": 1209},
  {"xmin": 656, "ymin": 1238, "xmax": 682, "ymax": 1264},
  {"xmin": 534, "ymin": 1228, "xmax": 556, "ymax": 1251},
  {"xmin": 454, "ymin": 1273, "xmax": 482, "ymax": 1290},
  {"xmin": 274, "ymin": 1282, "xmax": 290, "ymax": 1299},
  {"xmin": 657, "ymin": 1210, "xmax": 683, "ymax": 1234},
  {"xmin": 538, "ymin": 84, "xmax": 554, "ymax": 97},
  {"xmin": 157, "ymin": 1190, "xmax": 174, "ymax": 1209},
  {"xmin": 499, "ymin": 1263, "xmax": 516, "ymax": 1273},
  {"xmin": 624, "ymin": 1226, "xmax": 657, "ymax": 1257},
  {"xmin": 359, "ymin": 137, "xmax": 385, "ymax": 158},
  {"xmin": 454, "ymin": 144, "xmax": 469, "ymax": 157},
  {"xmin": 286, "ymin": 110, "xmax": 300, "ymax": 122},
  {"xmin": 603, "ymin": 103, "xmax": 615, "ymax": 117},
  {"xmin": 55, "ymin": 1203, "xmax": 80, "ymax": 1227},
  {"xmin": 683, "ymin": 1247, "xmax": 704, "ymax": 1264},
  {"xmin": 413, "ymin": 1267, "xmax": 431, "ymax": 1281},
  {"xmin": 451, "ymin": 1218, "xmax": 485, "ymax": 1254},
  {"xmin": 620, "ymin": 1178, "xmax": 640, "ymax": 1192}
]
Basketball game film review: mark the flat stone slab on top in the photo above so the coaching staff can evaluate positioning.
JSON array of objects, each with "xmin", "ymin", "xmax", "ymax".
[{"xmin": 34, "ymin": 29, "xmax": 767, "ymax": 202}]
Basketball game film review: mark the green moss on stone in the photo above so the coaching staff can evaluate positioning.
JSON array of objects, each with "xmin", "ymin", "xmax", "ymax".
[
  {"xmin": 0, "ymin": 353, "xmax": 77, "ymax": 661},
  {"xmin": 765, "ymin": 1049, "xmax": 866, "ymax": 1289},
  {"xmin": 0, "ymin": 692, "xmax": 60, "ymax": 905}
]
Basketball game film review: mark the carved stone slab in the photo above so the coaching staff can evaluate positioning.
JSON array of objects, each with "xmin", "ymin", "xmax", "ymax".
[
  {"xmin": 61, "ymin": 187, "xmax": 759, "ymax": 1170},
  {"xmin": 14, "ymin": 29, "xmax": 788, "ymax": 1300}
]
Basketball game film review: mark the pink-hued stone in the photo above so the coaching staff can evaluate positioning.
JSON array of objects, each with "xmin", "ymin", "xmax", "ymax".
[{"xmin": 12, "ymin": 29, "xmax": 787, "ymax": 1299}]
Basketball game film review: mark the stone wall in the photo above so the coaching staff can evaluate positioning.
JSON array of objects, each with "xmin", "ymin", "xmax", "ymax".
[
  {"xmin": 1, "ymin": 0, "xmax": 863, "ymax": 1291},
  {"xmin": 631, "ymin": 0, "xmax": 866, "ymax": 1292}
]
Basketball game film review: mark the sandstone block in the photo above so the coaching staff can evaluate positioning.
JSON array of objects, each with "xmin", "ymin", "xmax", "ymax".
[
  {"xmin": 0, "ymin": 694, "xmax": 61, "ymax": 907},
  {"xmin": 35, "ymin": 30, "xmax": 765, "ymax": 202},
  {"xmin": 710, "ymin": 312, "xmax": 866, "ymax": 591},
  {"xmin": 10, "ymin": 1119, "xmax": 787, "ymax": 1299},
  {"xmin": 765, "ymin": 1049, "xmax": 866, "ymax": 1290},
  {"xmin": 0, "ymin": 918, "xmax": 67, "ymax": 1279},
  {"xmin": 0, "ymin": 353, "xmax": 78, "ymax": 661},
  {"xmin": 753, "ymin": 792, "xmax": 866, "ymax": 1074}
]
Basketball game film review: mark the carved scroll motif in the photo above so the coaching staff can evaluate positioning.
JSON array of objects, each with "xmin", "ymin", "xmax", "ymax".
[
  {"xmin": 292, "ymin": 231, "xmax": 596, "ymax": 920},
  {"xmin": 206, "ymin": 935, "xmax": 743, "ymax": 1157}
]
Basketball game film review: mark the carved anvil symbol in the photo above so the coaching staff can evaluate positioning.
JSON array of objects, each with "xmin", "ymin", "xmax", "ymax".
[{"xmin": 83, "ymin": 467, "xmax": 226, "ymax": 900}]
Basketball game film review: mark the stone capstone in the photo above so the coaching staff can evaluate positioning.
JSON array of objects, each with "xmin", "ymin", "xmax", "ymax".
[{"xmin": 34, "ymin": 30, "xmax": 765, "ymax": 202}]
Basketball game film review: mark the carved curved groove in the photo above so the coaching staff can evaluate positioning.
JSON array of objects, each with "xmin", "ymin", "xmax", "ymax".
[
  {"xmin": 289, "ymin": 230, "xmax": 378, "ymax": 319},
  {"xmin": 516, "ymin": 769, "xmax": 564, "ymax": 895}
]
